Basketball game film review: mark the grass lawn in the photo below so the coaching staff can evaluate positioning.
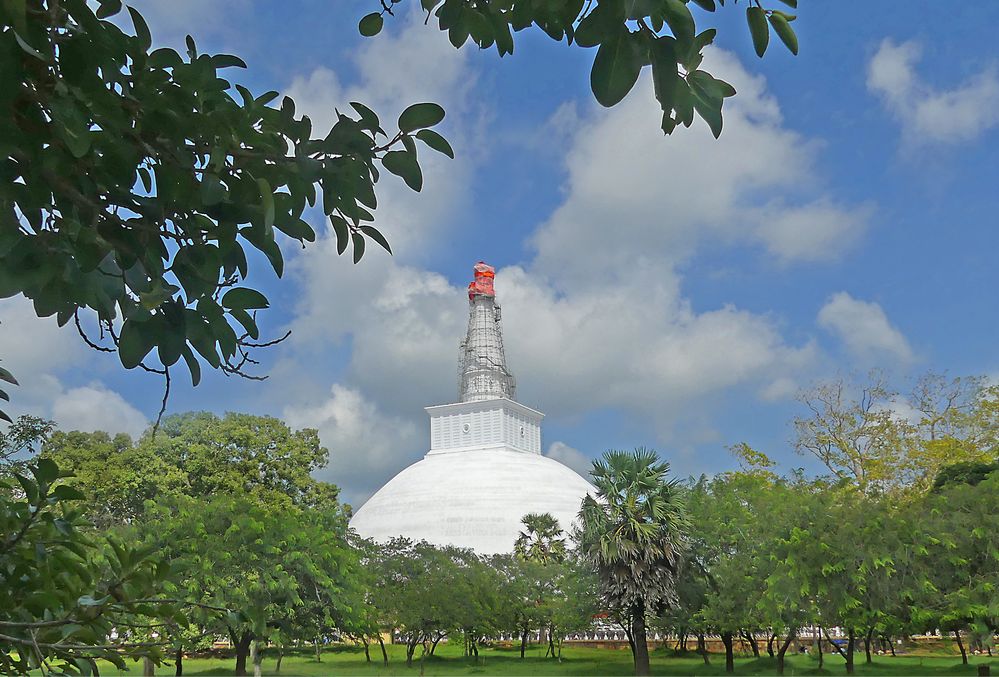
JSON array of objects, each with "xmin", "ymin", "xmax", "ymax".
[{"xmin": 95, "ymin": 643, "xmax": 997, "ymax": 676}]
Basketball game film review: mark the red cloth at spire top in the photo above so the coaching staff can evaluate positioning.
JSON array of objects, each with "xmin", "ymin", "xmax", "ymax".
[{"xmin": 468, "ymin": 261, "xmax": 495, "ymax": 300}]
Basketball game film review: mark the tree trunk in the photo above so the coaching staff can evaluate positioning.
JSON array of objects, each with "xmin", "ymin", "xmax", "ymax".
[
  {"xmin": 721, "ymin": 632, "xmax": 734, "ymax": 673},
  {"xmin": 175, "ymin": 647, "xmax": 183, "ymax": 677},
  {"xmin": 742, "ymin": 631, "xmax": 760, "ymax": 657},
  {"xmin": 865, "ymin": 627, "xmax": 875, "ymax": 664},
  {"xmin": 697, "ymin": 633, "xmax": 710, "ymax": 665},
  {"xmin": 776, "ymin": 628, "xmax": 797, "ymax": 676},
  {"xmin": 251, "ymin": 639, "xmax": 263, "ymax": 677},
  {"xmin": 275, "ymin": 645, "xmax": 283, "ymax": 674},
  {"xmin": 630, "ymin": 602, "xmax": 651, "ymax": 676},
  {"xmin": 886, "ymin": 635, "xmax": 896, "ymax": 657},
  {"xmin": 363, "ymin": 638, "xmax": 370, "ymax": 662},
  {"xmin": 234, "ymin": 632, "xmax": 253, "ymax": 676},
  {"xmin": 848, "ymin": 628, "xmax": 857, "ymax": 675},
  {"xmin": 816, "ymin": 632, "xmax": 823, "ymax": 670},
  {"xmin": 624, "ymin": 622, "xmax": 636, "ymax": 658},
  {"xmin": 547, "ymin": 624, "xmax": 556, "ymax": 658},
  {"xmin": 955, "ymin": 629, "xmax": 968, "ymax": 665},
  {"xmin": 824, "ymin": 626, "xmax": 850, "ymax": 670},
  {"xmin": 767, "ymin": 632, "xmax": 776, "ymax": 658},
  {"xmin": 520, "ymin": 625, "xmax": 529, "ymax": 658},
  {"xmin": 406, "ymin": 638, "xmax": 418, "ymax": 668},
  {"xmin": 378, "ymin": 634, "xmax": 388, "ymax": 664},
  {"xmin": 430, "ymin": 632, "xmax": 443, "ymax": 656},
  {"xmin": 143, "ymin": 656, "xmax": 155, "ymax": 676},
  {"xmin": 314, "ymin": 638, "xmax": 321, "ymax": 663}
]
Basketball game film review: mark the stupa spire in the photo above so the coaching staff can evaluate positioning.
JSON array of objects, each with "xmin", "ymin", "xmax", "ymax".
[{"xmin": 458, "ymin": 262, "xmax": 516, "ymax": 402}]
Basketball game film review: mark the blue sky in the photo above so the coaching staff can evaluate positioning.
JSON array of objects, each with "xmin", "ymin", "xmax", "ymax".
[{"xmin": 3, "ymin": 1, "xmax": 998, "ymax": 505}]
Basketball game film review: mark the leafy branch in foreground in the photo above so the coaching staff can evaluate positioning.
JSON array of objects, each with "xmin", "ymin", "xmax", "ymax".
[
  {"xmin": 362, "ymin": 0, "xmax": 799, "ymax": 138},
  {"xmin": 0, "ymin": 0, "xmax": 453, "ymax": 419},
  {"xmin": 0, "ymin": 458, "xmax": 205, "ymax": 675}
]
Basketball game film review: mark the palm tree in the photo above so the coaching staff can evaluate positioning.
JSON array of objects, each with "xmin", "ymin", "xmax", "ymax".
[
  {"xmin": 513, "ymin": 512, "xmax": 568, "ymax": 658},
  {"xmin": 576, "ymin": 447, "xmax": 689, "ymax": 676},
  {"xmin": 514, "ymin": 512, "xmax": 567, "ymax": 565}
]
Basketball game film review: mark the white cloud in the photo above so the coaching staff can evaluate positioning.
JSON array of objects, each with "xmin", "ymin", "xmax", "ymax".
[
  {"xmin": 760, "ymin": 376, "xmax": 798, "ymax": 402},
  {"xmin": 756, "ymin": 199, "xmax": 873, "ymax": 263},
  {"xmin": 530, "ymin": 48, "xmax": 867, "ymax": 288},
  {"xmin": 51, "ymin": 384, "xmax": 148, "ymax": 438},
  {"xmin": 284, "ymin": 250, "xmax": 466, "ymax": 416},
  {"xmin": 0, "ymin": 297, "xmax": 83, "ymax": 378},
  {"xmin": 497, "ymin": 265, "xmax": 814, "ymax": 419},
  {"xmin": 283, "ymin": 384, "xmax": 422, "ymax": 506},
  {"xmin": 283, "ymin": 7, "xmax": 481, "ymax": 261},
  {"xmin": 867, "ymin": 39, "xmax": 999, "ymax": 145},
  {"xmin": 0, "ymin": 297, "xmax": 149, "ymax": 437},
  {"xmin": 280, "ymin": 253, "xmax": 814, "ymax": 446},
  {"xmin": 817, "ymin": 292, "xmax": 914, "ymax": 363},
  {"xmin": 274, "ymin": 47, "xmax": 853, "ymax": 497},
  {"xmin": 545, "ymin": 441, "xmax": 593, "ymax": 479}
]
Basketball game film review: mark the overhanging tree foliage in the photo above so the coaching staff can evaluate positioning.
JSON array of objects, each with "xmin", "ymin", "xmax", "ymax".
[
  {"xmin": 364, "ymin": 0, "xmax": 800, "ymax": 137},
  {"xmin": 0, "ymin": 0, "xmax": 452, "ymax": 420}
]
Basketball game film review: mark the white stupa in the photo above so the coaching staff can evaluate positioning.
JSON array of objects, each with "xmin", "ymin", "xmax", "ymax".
[{"xmin": 349, "ymin": 262, "xmax": 595, "ymax": 554}]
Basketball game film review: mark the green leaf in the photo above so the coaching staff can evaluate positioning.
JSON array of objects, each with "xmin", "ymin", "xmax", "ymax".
[
  {"xmin": 358, "ymin": 12, "xmax": 384, "ymax": 37},
  {"xmin": 96, "ymin": 0, "xmax": 122, "ymax": 18},
  {"xmin": 0, "ymin": 366, "xmax": 18, "ymax": 386},
  {"xmin": 574, "ymin": 0, "xmax": 625, "ymax": 49},
  {"xmin": 689, "ymin": 0, "xmax": 715, "ymax": 10},
  {"xmin": 181, "ymin": 346, "xmax": 201, "ymax": 387},
  {"xmin": 34, "ymin": 457, "xmax": 59, "ymax": 485},
  {"xmin": 778, "ymin": 0, "xmax": 797, "ymax": 7},
  {"xmin": 119, "ymin": 318, "xmax": 154, "ymax": 369},
  {"xmin": 663, "ymin": 0, "xmax": 695, "ymax": 46},
  {"xmin": 13, "ymin": 31, "xmax": 46, "ymax": 61},
  {"xmin": 200, "ymin": 174, "xmax": 226, "ymax": 206},
  {"xmin": 14, "ymin": 473, "xmax": 37, "ymax": 504},
  {"xmin": 746, "ymin": 6, "xmax": 769, "ymax": 58},
  {"xmin": 330, "ymin": 216, "xmax": 350, "ymax": 256},
  {"xmin": 221, "ymin": 287, "xmax": 269, "ymax": 310},
  {"xmin": 381, "ymin": 150, "xmax": 423, "ymax": 191},
  {"xmin": 398, "ymin": 103, "xmax": 446, "ymax": 132},
  {"xmin": 0, "ymin": 389, "xmax": 8, "ymax": 402},
  {"xmin": 256, "ymin": 178, "xmax": 274, "ymax": 231},
  {"xmin": 768, "ymin": 12, "xmax": 798, "ymax": 55},
  {"xmin": 691, "ymin": 89, "xmax": 723, "ymax": 138},
  {"xmin": 127, "ymin": 6, "xmax": 151, "ymax": 51},
  {"xmin": 590, "ymin": 35, "xmax": 643, "ymax": 107},
  {"xmin": 211, "ymin": 54, "xmax": 247, "ymax": 69},
  {"xmin": 651, "ymin": 36, "xmax": 679, "ymax": 115},
  {"xmin": 157, "ymin": 324, "xmax": 186, "ymax": 368},
  {"xmin": 230, "ymin": 308, "xmax": 260, "ymax": 340},
  {"xmin": 274, "ymin": 218, "xmax": 316, "ymax": 243},
  {"xmin": 415, "ymin": 129, "xmax": 454, "ymax": 159},
  {"xmin": 50, "ymin": 485, "xmax": 86, "ymax": 501},
  {"xmin": 351, "ymin": 231, "xmax": 366, "ymax": 264},
  {"xmin": 689, "ymin": 69, "xmax": 736, "ymax": 100},
  {"xmin": 358, "ymin": 225, "xmax": 392, "ymax": 254},
  {"xmin": 350, "ymin": 101, "xmax": 382, "ymax": 134}
]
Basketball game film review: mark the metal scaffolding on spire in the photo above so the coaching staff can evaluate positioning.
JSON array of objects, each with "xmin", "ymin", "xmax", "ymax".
[{"xmin": 458, "ymin": 262, "xmax": 516, "ymax": 402}]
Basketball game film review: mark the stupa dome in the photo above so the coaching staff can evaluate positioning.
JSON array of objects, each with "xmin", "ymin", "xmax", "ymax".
[
  {"xmin": 349, "ymin": 262, "xmax": 595, "ymax": 554},
  {"xmin": 349, "ymin": 447, "xmax": 595, "ymax": 554}
]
